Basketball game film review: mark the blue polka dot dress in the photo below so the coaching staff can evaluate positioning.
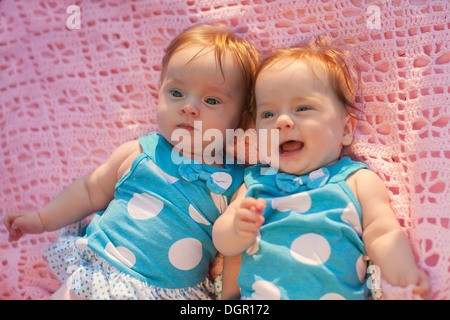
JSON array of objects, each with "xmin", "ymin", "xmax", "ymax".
[
  {"xmin": 238, "ymin": 157, "xmax": 370, "ymax": 300},
  {"xmin": 44, "ymin": 133, "xmax": 243, "ymax": 300}
]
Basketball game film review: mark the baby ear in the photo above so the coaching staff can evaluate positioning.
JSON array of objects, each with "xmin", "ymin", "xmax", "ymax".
[{"xmin": 342, "ymin": 113, "xmax": 356, "ymax": 146}]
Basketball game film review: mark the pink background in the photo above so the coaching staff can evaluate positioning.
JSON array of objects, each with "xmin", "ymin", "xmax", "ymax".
[{"xmin": 0, "ymin": 0, "xmax": 448, "ymax": 299}]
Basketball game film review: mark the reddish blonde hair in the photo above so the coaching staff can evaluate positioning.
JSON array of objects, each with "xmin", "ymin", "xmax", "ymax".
[
  {"xmin": 252, "ymin": 35, "xmax": 362, "ymax": 119},
  {"xmin": 161, "ymin": 23, "xmax": 261, "ymax": 117}
]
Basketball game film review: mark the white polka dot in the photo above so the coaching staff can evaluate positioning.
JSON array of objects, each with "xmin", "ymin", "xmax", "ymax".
[
  {"xmin": 356, "ymin": 254, "xmax": 367, "ymax": 283},
  {"xmin": 148, "ymin": 159, "xmax": 178, "ymax": 183},
  {"xmin": 189, "ymin": 205, "xmax": 210, "ymax": 225},
  {"xmin": 104, "ymin": 243, "xmax": 136, "ymax": 268},
  {"xmin": 341, "ymin": 202, "xmax": 362, "ymax": 235},
  {"xmin": 128, "ymin": 193, "xmax": 163, "ymax": 220},
  {"xmin": 75, "ymin": 237, "xmax": 88, "ymax": 250},
  {"xmin": 271, "ymin": 192, "xmax": 311, "ymax": 213},
  {"xmin": 210, "ymin": 193, "xmax": 228, "ymax": 214},
  {"xmin": 168, "ymin": 238, "xmax": 203, "ymax": 271},
  {"xmin": 246, "ymin": 232, "xmax": 261, "ymax": 255},
  {"xmin": 320, "ymin": 293, "xmax": 346, "ymax": 300},
  {"xmin": 290, "ymin": 233, "xmax": 331, "ymax": 265},
  {"xmin": 210, "ymin": 172, "xmax": 232, "ymax": 190},
  {"xmin": 251, "ymin": 280, "xmax": 281, "ymax": 300}
]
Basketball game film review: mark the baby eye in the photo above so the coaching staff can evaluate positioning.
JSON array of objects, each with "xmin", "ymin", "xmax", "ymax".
[
  {"xmin": 296, "ymin": 105, "xmax": 309, "ymax": 112},
  {"xmin": 205, "ymin": 97, "xmax": 219, "ymax": 105},
  {"xmin": 170, "ymin": 90, "xmax": 183, "ymax": 98},
  {"xmin": 262, "ymin": 111, "xmax": 274, "ymax": 119}
]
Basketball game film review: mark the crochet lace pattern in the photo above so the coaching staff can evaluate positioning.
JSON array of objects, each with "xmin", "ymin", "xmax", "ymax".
[{"xmin": 0, "ymin": 0, "xmax": 448, "ymax": 299}]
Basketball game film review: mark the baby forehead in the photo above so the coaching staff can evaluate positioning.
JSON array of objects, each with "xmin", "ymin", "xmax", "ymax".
[
  {"xmin": 163, "ymin": 45, "xmax": 244, "ymax": 83},
  {"xmin": 168, "ymin": 45, "xmax": 238, "ymax": 69},
  {"xmin": 257, "ymin": 60, "xmax": 332, "ymax": 92},
  {"xmin": 163, "ymin": 47, "xmax": 245, "ymax": 94},
  {"xmin": 260, "ymin": 57, "xmax": 330, "ymax": 78}
]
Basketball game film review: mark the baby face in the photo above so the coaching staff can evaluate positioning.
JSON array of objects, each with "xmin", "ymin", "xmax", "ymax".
[
  {"xmin": 157, "ymin": 45, "xmax": 246, "ymax": 164},
  {"xmin": 254, "ymin": 58, "xmax": 355, "ymax": 175}
]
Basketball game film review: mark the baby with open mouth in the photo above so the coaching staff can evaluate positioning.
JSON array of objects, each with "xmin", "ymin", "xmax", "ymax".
[{"xmin": 213, "ymin": 36, "xmax": 430, "ymax": 300}]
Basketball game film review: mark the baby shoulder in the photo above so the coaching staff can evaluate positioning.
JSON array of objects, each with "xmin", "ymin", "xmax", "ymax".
[
  {"xmin": 349, "ymin": 169, "xmax": 390, "ymax": 204},
  {"xmin": 112, "ymin": 140, "xmax": 142, "ymax": 180}
]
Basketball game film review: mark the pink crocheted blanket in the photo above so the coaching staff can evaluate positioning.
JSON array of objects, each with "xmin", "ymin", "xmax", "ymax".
[{"xmin": 0, "ymin": 0, "xmax": 448, "ymax": 300}]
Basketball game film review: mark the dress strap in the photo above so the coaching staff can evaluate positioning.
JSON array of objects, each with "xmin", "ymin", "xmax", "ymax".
[
  {"xmin": 138, "ymin": 132, "xmax": 168, "ymax": 157},
  {"xmin": 327, "ymin": 157, "xmax": 368, "ymax": 184}
]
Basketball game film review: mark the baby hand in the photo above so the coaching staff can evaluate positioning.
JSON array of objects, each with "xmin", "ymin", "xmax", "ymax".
[
  {"xmin": 399, "ymin": 268, "xmax": 431, "ymax": 299},
  {"xmin": 234, "ymin": 197, "xmax": 265, "ymax": 239},
  {"xmin": 4, "ymin": 210, "xmax": 46, "ymax": 242}
]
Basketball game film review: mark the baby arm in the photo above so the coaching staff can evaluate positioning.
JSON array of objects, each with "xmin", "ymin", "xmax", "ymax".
[
  {"xmin": 354, "ymin": 169, "xmax": 430, "ymax": 298},
  {"xmin": 221, "ymin": 254, "xmax": 243, "ymax": 300},
  {"xmin": 212, "ymin": 184, "xmax": 265, "ymax": 257},
  {"xmin": 4, "ymin": 140, "xmax": 141, "ymax": 241}
]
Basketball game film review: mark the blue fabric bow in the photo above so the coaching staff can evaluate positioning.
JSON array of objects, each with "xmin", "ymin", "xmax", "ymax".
[
  {"xmin": 178, "ymin": 163, "xmax": 232, "ymax": 194},
  {"xmin": 275, "ymin": 168, "xmax": 330, "ymax": 193}
]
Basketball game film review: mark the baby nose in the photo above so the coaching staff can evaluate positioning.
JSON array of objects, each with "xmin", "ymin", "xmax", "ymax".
[
  {"xmin": 180, "ymin": 104, "xmax": 199, "ymax": 117},
  {"xmin": 275, "ymin": 115, "xmax": 294, "ymax": 130}
]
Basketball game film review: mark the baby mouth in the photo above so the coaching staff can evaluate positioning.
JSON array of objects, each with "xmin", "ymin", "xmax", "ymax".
[
  {"xmin": 177, "ymin": 123, "xmax": 195, "ymax": 131},
  {"xmin": 279, "ymin": 140, "xmax": 304, "ymax": 154}
]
